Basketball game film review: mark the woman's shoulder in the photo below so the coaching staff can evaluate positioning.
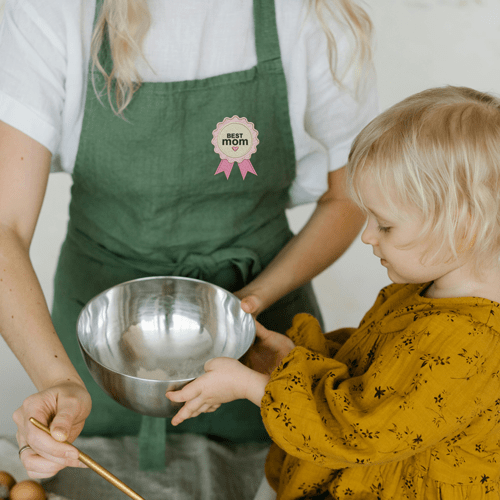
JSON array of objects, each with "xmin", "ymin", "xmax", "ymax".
[
  {"xmin": 274, "ymin": 0, "xmax": 351, "ymax": 46},
  {"xmin": 275, "ymin": 0, "xmax": 350, "ymax": 31},
  {"xmin": 7, "ymin": 0, "xmax": 87, "ymax": 16},
  {"xmin": 5, "ymin": 0, "xmax": 92, "ymax": 31},
  {"xmin": 0, "ymin": 0, "xmax": 94, "ymax": 156},
  {"xmin": 2, "ymin": 0, "xmax": 95, "ymax": 62}
]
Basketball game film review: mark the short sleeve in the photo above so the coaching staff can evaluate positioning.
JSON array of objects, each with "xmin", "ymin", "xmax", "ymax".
[
  {"xmin": 262, "ymin": 313, "xmax": 500, "ymax": 470},
  {"xmin": 303, "ymin": 19, "xmax": 379, "ymax": 174},
  {"xmin": 283, "ymin": 5, "xmax": 379, "ymax": 206},
  {"xmin": 0, "ymin": 0, "xmax": 67, "ymax": 153}
]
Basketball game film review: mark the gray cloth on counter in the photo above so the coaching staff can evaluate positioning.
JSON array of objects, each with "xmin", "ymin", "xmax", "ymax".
[{"xmin": 0, "ymin": 434, "xmax": 268, "ymax": 500}]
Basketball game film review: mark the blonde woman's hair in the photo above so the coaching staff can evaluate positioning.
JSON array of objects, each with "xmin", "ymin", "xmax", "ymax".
[
  {"xmin": 91, "ymin": 0, "xmax": 152, "ymax": 116},
  {"xmin": 311, "ymin": 0, "xmax": 372, "ymax": 91},
  {"xmin": 346, "ymin": 86, "xmax": 500, "ymax": 275},
  {"xmin": 90, "ymin": 0, "xmax": 372, "ymax": 117}
]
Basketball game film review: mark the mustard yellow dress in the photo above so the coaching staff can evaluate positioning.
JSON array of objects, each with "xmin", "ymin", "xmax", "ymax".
[{"xmin": 261, "ymin": 283, "xmax": 500, "ymax": 499}]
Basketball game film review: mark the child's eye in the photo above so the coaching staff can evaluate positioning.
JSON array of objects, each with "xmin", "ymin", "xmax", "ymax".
[{"xmin": 377, "ymin": 225, "xmax": 391, "ymax": 233}]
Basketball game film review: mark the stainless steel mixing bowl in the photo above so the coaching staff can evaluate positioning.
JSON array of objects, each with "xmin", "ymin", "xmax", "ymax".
[{"xmin": 76, "ymin": 276, "xmax": 256, "ymax": 418}]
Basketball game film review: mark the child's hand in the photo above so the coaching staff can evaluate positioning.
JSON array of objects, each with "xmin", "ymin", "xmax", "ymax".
[
  {"xmin": 166, "ymin": 357, "xmax": 269, "ymax": 426},
  {"xmin": 242, "ymin": 320, "xmax": 295, "ymax": 375}
]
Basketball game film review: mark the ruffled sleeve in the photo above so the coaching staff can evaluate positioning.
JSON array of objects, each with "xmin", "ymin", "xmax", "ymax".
[{"xmin": 284, "ymin": 313, "xmax": 355, "ymax": 359}]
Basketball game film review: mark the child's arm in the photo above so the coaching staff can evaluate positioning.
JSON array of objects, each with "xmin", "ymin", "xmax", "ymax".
[
  {"xmin": 261, "ymin": 313, "xmax": 500, "ymax": 471},
  {"xmin": 166, "ymin": 358, "xmax": 269, "ymax": 426},
  {"xmin": 324, "ymin": 327, "xmax": 355, "ymax": 350},
  {"xmin": 281, "ymin": 313, "xmax": 354, "ymax": 358},
  {"xmin": 166, "ymin": 321, "xmax": 295, "ymax": 425}
]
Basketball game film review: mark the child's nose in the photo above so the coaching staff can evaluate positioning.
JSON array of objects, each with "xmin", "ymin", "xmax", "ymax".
[{"xmin": 361, "ymin": 217, "xmax": 378, "ymax": 246}]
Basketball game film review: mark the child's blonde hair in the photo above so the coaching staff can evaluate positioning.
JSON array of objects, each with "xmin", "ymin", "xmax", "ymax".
[
  {"xmin": 346, "ymin": 86, "xmax": 500, "ymax": 274},
  {"xmin": 90, "ymin": 0, "xmax": 372, "ymax": 117}
]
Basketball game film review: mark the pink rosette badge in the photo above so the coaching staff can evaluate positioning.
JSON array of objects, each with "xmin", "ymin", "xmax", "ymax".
[{"xmin": 212, "ymin": 116, "xmax": 259, "ymax": 180}]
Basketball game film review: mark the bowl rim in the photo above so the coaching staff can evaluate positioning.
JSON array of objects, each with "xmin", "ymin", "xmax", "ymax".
[{"xmin": 76, "ymin": 275, "xmax": 256, "ymax": 383}]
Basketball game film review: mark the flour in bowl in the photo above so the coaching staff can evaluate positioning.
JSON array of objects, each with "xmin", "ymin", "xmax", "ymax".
[{"xmin": 136, "ymin": 360, "xmax": 205, "ymax": 380}]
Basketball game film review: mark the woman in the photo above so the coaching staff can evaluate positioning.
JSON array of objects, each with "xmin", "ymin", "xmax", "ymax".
[{"xmin": 0, "ymin": 0, "xmax": 377, "ymax": 476}]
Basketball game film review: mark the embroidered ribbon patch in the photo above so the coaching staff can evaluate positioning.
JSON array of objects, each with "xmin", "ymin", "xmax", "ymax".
[{"xmin": 212, "ymin": 116, "xmax": 259, "ymax": 180}]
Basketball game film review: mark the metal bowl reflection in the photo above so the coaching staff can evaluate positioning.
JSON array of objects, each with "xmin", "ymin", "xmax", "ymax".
[{"xmin": 76, "ymin": 276, "xmax": 255, "ymax": 417}]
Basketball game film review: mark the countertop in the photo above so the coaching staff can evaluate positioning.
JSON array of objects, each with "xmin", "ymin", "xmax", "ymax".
[{"xmin": 0, "ymin": 434, "xmax": 268, "ymax": 500}]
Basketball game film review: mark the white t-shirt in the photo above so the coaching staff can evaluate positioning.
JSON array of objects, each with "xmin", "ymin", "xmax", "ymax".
[{"xmin": 0, "ymin": 0, "xmax": 378, "ymax": 206}]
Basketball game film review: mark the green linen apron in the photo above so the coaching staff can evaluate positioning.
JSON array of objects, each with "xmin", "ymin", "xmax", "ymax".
[{"xmin": 52, "ymin": 0, "xmax": 324, "ymax": 470}]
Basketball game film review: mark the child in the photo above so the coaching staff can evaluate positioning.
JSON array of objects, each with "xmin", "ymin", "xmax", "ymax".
[{"xmin": 167, "ymin": 86, "xmax": 500, "ymax": 499}]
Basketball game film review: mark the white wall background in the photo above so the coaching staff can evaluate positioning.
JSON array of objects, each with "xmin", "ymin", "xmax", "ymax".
[{"xmin": 1, "ymin": 0, "xmax": 500, "ymax": 434}]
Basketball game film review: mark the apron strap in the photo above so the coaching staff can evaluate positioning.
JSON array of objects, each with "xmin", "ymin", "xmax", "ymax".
[
  {"xmin": 137, "ymin": 247, "xmax": 262, "ymax": 470},
  {"xmin": 139, "ymin": 416, "xmax": 167, "ymax": 471},
  {"xmin": 254, "ymin": 0, "xmax": 282, "ymax": 64}
]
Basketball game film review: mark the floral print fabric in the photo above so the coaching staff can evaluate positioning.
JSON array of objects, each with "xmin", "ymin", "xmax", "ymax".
[{"xmin": 261, "ymin": 283, "xmax": 500, "ymax": 499}]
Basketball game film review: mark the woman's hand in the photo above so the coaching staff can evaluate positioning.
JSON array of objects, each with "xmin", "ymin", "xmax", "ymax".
[
  {"xmin": 234, "ymin": 289, "xmax": 264, "ymax": 317},
  {"xmin": 13, "ymin": 380, "xmax": 92, "ymax": 479},
  {"xmin": 166, "ymin": 358, "xmax": 269, "ymax": 426},
  {"xmin": 242, "ymin": 321, "xmax": 295, "ymax": 375}
]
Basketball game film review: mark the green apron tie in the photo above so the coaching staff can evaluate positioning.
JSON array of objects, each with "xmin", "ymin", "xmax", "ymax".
[
  {"xmin": 171, "ymin": 247, "xmax": 262, "ymax": 284},
  {"xmin": 138, "ymin": 417, "xmax": 167, "ymax": 471}
]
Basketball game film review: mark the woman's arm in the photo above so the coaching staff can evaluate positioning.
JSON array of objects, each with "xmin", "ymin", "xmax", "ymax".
[
  {"xmin": 236, "ymin": 166, "xmax": 365, "ymax": 314},
  {"xmin": 0, "ymin": 121, "xmax": 91, "ymax": 477},
  {"xmin": 0, "ymin": 121, "xmax": 71, "ymax": 391}
]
